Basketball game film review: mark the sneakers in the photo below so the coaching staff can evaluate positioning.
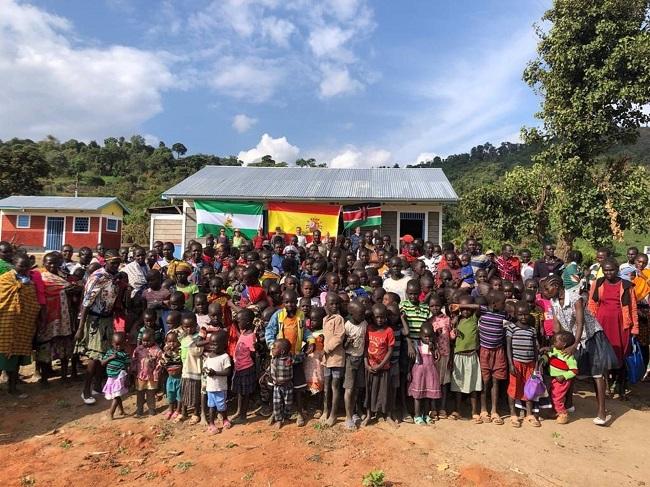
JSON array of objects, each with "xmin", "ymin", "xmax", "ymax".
[
  {"xmin": 593, "ymin": 415, "xmax": 612, "ymax": 426},
  {"xmin": 81, "ymin": 393, "xmax": 96, "ymax": 405}
]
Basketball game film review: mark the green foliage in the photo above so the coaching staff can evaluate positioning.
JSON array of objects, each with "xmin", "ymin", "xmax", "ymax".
[
  {"xmin": 521, "ymin": 0, "xmax": 650, "ymax": 252},
  {"xmin": 0, "ymin": 140, "xmax": 50, "ymax": 198},
  {"xmin": 362, "ymin": 469, "xmax": 386, "ymax": 487},
  {"xmin": 248, "ymin": 154, "xmax": 288, "ymax": 167}
]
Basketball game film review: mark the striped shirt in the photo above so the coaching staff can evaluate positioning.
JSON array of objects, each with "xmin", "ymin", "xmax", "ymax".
[
  {"xmin": 102, "ymin": 349, "xmax": 130, "ymax": 378},
  {"xmin": 478, "ymin": 305, "xmax": 506, "ymax": 349},
  {"xmin": 400, "ymin": 300, "xmax": 431, "ymax": 340},
  {"xmin": 505, "ymin": 322, "xmax": 537, "ymax": 362}
]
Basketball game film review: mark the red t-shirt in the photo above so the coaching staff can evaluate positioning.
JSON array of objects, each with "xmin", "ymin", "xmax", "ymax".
[
  {"xmin": 366, "ymin": 326, "xmax": 395, "ymax": 370},
  {"xmin": 252, "ymin": 236, "xmax": 264, "ymax": 249}
]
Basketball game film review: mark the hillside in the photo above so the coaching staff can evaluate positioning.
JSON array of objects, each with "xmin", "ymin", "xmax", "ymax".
[{"xmin": 1, "ymin": 128, "xmax": 649, "ymax": 245}]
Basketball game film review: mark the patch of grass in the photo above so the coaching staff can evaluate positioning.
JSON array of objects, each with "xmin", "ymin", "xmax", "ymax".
[
  {"xmin": 176, "ymin": 461, "xmax": 194, "ymax": 472},
  {"xmin": 312, "ymin": 422, "xmax": 329, "ymax": 431},
  {"xmin": 551, "ymin": 431, "xmax": 562, "ymax": 439},
  {"xmin": 224, "ymin": 441, "xmax": 237, "ymax": 449},
  {"xmin": 20, "ymin": 476, "xmax": 35, "ymax": 486},
  {"xmin": 118, "ymin": 466, "xmax": 130, "ymax": 476},
  {"xmin": 59, "ymin": 439, "xmax": 72, "ymax": 449},
  {"xmin": 156, "ymin": 424, "xmax": 174, "ymax": 442},
  {"xmin": 242, "ymin": 471, "xmax": 254, "ymax": 481},
  {"xmin": 362, "ymin": 469, "xmax": 386, "ymax": 487},
  {"xmin": 144, "ymin": 472, "xmax": 158, "ymax": 480}
]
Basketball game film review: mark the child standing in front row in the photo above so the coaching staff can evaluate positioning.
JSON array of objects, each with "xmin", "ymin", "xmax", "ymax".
[
  {"xmin": 408, "ymin": 322, "xmax": 441, "ymax": 424},
  {"xmin": 546, "ymin": 331, "xmax": 578, "ymax": 425},
  {"xmin": 362, "ymin": 303, "xmax": 395, "ymax": 427},
  {"xmin": 429, "ymin": 295, "xmax": 454, "ymax": 419},
  {"xmin": 203, "ymin": 330, "xmax": 231, "ymax": 434},
  {"xmin": 178, "ymin": 314, "xmax": 203, "ymax": 424},
  {"xmin": 231, "ymin": 309, "xmax": 257, "ymax": 424},
  {"xmin": 268, "ymin": 338, "xmax": 293, "ymax": 429},
  {"xmin": 343, "ymin": 300, "xmax": 367, "ymax": 430},
  {"xmin": 449, "ymin": 296, "xmax": 483, "ymax": 422},
  {"xmin": 506, "ymin": 301, "xmax": 540, "ymax": 428},
  {"xmin": 101, "ymin": 332, "xmax": 130, "ymax": 420},
  {"xmin": 322, "ymin": 292, "xmax": 345, "ymax": 427},
  {"xmin": 132, "ymin": 329, "xmax": 163, "ymax": 417},
  {"xmin": 160, "ymin": 331, "xmax": 183, "ymax": 420}
]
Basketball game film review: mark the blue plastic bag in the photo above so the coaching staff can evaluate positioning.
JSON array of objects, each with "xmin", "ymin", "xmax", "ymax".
[{"xmin": 626, "ymin": 336, "xmax": 645, "ymax": 385}]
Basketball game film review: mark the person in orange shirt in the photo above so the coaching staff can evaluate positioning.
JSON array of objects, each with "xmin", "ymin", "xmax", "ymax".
[{"xmin": 632, "ymin": 253, "xmax": 650, "ymax": 381}]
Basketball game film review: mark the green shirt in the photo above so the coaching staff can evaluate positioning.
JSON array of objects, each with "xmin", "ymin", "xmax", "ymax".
[
  {"xmin": 175, "ymin": 283, "xmax": 199, "ymax": 310},
  {"xmin": 562, "ymin": 262, "xmax": 580, "ymax": 290},
  {"xmin": 399, "ymin": 299, "xmax": 431, "ymax": 340},
  {"xmin": 102, "ymin": 348, "xmax": 130, "ymax": 378},
  {"xmin": 454, "ymin": 315, "xmax": 479, "ymax": 353}
]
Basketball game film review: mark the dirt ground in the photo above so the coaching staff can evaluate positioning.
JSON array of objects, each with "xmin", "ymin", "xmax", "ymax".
[{"xmin": 2, "ymin": 368, "xmax": 650, "ymax": 487}]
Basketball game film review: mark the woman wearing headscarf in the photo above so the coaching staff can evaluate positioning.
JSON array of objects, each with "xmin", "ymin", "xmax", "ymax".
[{"xmin": 75, "ymin": 250, "xmax": 121, "ymax": 404}]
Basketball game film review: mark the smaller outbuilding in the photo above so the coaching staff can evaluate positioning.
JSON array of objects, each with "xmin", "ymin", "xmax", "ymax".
[{"xmin": 0, "ymin": 196, "xmax": 129, "ymax": 251}]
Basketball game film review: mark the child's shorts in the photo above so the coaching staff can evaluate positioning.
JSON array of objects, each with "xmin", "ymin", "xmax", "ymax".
[
  {"xmin": 323, "ymin": 366, "xmax": 344, "ymax": 379},
  {"xmin": 479, "ymin": 346, "xmax": 508, "ymax": 382},
  {"xmin": 166, "ymin": 376, "xmax": 182, "ymax": 403},
  {"xmin": 206, "ymin": 390, "xmax": 227, "ymax": 411},
  {"xmin": 343, "ymin": 355, "xmax": 365, "ymax": 389},
  {"xmin": 136, "ymin": 379, "xmax": 158, "ymax": 391}
]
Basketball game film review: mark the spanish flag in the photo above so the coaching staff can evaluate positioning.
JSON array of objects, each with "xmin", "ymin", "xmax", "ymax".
[{"xmin": 268, "ymin": 202, "xmax": 341, "ymax": 238}]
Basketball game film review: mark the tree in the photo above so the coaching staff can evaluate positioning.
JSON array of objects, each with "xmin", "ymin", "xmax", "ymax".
[
  {"xmin": 171, "ymin": 142, "xmax": 187, "ymax": 159},
  {"xmin": 295, "ymin": 158, "xmax": 326, "ymax": 167},
  {"xmin": 521, "ymin": 0, "xmax": 650, "ymax": 255},
  {"xmin": 0, "ymin": 143, "xmax": 50, "ymax": 197}
]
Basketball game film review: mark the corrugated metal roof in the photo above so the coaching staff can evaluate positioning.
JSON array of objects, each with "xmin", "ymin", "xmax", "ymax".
[
  {"xmin": 0, "ymin": 196, "xmax": 130, "ymax": 213},
  {"xmin": 162, "ymin": 167, "xmax": 458, "ymax": 202}
]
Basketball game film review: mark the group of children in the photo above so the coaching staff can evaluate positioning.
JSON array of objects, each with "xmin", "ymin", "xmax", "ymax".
[{"xmin": 88, "ymin": 238, "xmax": 582, "ymax": 434}]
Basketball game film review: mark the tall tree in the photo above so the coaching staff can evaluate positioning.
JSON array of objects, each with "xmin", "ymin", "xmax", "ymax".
[
  {"xmin": 0, "ymin": 142, "xmax": 50, "ymax": 197},
  {"xmin": 522, "ymin": 0, "xmax": 650, "ymax": 254},
  {"xmin": 171, "ymin": 142, "xmax": 187, "ymax": 159}
]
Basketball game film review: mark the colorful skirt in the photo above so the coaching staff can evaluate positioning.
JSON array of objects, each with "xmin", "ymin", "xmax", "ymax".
[
  {"xmin": 303, "ymin": 352, "xmax": 324, "ymax": 394},
  {"xmin": 232, "ymin": 365, "xmax": 257, "ymax": 396},
  {"xmin": 408, "ymin": 359, "xmax": 441, "ymax": 400},
  {"xmin": 75, "ymin": 315, "xmax": 113, "ymax": 360},
  {"xmin": 103, "ymin": 370, "xmax": 128, "ymax": 400}
]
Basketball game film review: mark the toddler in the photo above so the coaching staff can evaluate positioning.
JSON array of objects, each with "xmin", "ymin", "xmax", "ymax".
[
  {"xmin": 132, "ymin": 329, "xmax": 163, "ymax": 417},
  {"xmin": 101, "ymin": 332, "xmax": 130, "ymax": 420},
  {"xmin": 203, "ymin": 330, "xmax": 232, "ymax": 434}
]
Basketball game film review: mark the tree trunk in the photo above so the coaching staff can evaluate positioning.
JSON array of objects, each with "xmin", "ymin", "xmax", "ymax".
[{"xmin": 556, "ymin": 233, "xmax": 574, "ymax": 261}]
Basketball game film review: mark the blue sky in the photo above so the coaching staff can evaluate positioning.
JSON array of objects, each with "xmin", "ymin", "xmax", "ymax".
[{"xmin": 0, "ymin": 0, "xmax": 549, "ymax": 166}]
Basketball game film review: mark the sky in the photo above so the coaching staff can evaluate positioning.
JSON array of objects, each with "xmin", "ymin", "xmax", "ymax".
[{"xmin": 0, "ymin": 0, "xmax": 550, "ymax": 167}]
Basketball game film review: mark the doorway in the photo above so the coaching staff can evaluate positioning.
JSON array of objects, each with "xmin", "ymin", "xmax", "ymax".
[
  {"xmin": 399, "ymin": 212, "xmax": 425, "ymax": 240},
  {"xmin": 45, "ymin": 216, "xmax": 65, "ymax": 250}
]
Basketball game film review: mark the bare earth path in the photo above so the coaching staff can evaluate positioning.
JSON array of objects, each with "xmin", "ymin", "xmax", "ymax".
[{"xmin": 2, "ymin": 373, "xmax": 649, "ymax": 487}]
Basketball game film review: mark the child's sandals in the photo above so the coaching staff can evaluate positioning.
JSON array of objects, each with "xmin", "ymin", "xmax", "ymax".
[
  {"xmin": 510, "ymin": 415, "xmax": 521, "ymax": 428},
  {"xmin": 222, "ymin": 419, "xmax": 232, "ymax": 430},
  {"xmin": 471, "ymin": 414, "xmax": 484, "ymax": 424},
  {"xmin": 173, "ymin": 413, "xmax": 184, "ymax": 423},
  {"xmin": 207, "ymin": 424, "xmax": 219, "ymax": 435},
  {"xmin": 490, "ymin": 413, "xmax": 504, "ymax": 425},
  {"xmin": 479, "ymin": 412, "xmax": 491, "ymax": 423},
  {"xmin": 414, "ymin": 416, "xmax": 427, "ymax": 425},
  {"xmin": 165, "ymin": 411, "xmax": 174, "ymax": 420},
  {"xmin": 525, "ymin": 416, "xmax": 541, "ymax": 427},
  {"xmin": 437, "ymin": 410, "xmax": 448, "ymax": 420}
]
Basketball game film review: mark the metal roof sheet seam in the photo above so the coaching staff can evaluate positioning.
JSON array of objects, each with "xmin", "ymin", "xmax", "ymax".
[{"xmin": 162, "ymin": 166, "xmax": 458, "ymax": 202}]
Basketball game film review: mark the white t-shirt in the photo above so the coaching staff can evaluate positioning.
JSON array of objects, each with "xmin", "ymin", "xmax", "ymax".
[
  {"xmin": 204, "ymin": 353, "xmax": 231, "ymax": 392},
  {"xmin": 383, "ymin": 275, "xmax": 410, "ymax": 301},
  {"xmin": 344, "ymin": 320, "xmax": 367, "ymax": 357}
]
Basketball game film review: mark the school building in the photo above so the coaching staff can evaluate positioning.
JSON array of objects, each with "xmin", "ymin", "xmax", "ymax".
[
  {"xmin": 158, "ymin": 166, "xmax": 457, "ymax": 247},
  {"xmin": 0, "ymin": 196, "xmax": 129, "ymax": 251}
]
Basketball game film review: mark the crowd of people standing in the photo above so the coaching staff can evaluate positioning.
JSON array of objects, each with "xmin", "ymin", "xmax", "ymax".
[{"xmin": 0, "ymin": 227, "xmax": 648, "ymax": 432}]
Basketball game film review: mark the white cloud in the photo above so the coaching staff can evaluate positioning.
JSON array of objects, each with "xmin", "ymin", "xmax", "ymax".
[
  {"xmin": 319, "ymin": 65, "xmax": 362, "ymax": 98},
  {"xmin": 309, "ymin": 26, "xmax": 354, "ymax": 61},
  {"xmin": 329, "ymin": 147, "xmax": 391, "ymax": 168},
  {"xmin": 415, "ymin": 152, "xmax": 438, "ymax": 164},
  {"xmin": 261, "ymin": 17, "xmax": 295, "ymax": 47},
  {"xmin": 0, "ymin": 0, "xmax": 175, "ymax": 141},
  {"xmin": 210, "ymin": 58, "xmax": 284, "ymax": 102},
  {"xmin": 238, "ymin": 133, "xmax": 300, "ymax": 164},
  {"xmin": 232, "ymin": 114, "xmax": 258, "ymax": 133},
  {"xmin": 143, "ymin": 134, "xmax": 161, "ymax": 147}
]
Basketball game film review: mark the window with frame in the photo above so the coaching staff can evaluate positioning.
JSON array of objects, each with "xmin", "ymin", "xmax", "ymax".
[
  {"xmin": 73, "ymin": 217, "xmax": 90, "ymax": 233},
  {"xmin": 106, "ymin": 217, "xmax": 118, "ymax": 232},
  {"xmin": 16, "ymin": 214, "xmax": 31, "ymax": 228}
]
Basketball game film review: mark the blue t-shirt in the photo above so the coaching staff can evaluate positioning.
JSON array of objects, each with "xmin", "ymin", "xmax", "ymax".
[{"xmin": 461, "ymin": 264, "xmax": 475, "ymax": 285}]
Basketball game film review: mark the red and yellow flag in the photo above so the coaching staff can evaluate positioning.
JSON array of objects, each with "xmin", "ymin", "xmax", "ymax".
[{"xmin": 268, "ymin": 202, "xmax": 341, "ymax": 238}]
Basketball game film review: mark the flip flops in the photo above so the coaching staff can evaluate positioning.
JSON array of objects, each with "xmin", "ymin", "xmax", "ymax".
[
  {"xmin": 510, "ymin": 415, "xmax": 521, "ymax": 428},
  {"xmin": 448, "ymin": 412, "xmax": 462, "ymax": 421},
  {"xmin": 188, "ymin": 415, "xmax": 201, "ymax": 425},
  {"xmin": 471, "ymin": 414, "xmax": 484, "ymax": 424},
  {"xmin": 491, "ymin": 413, "xmax": 504, "ymax": 425},
  {"xmin": 479, "ymin": 412, "xmax": 491, "ymax": 423},
  {"xmin": 525, "ymin": 416, "xmax": 541, "ymax": 427}
]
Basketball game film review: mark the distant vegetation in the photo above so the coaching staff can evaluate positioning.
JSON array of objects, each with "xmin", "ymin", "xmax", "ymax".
[{"xmin": 1, "ymin": 128, "xmax": 649, "ymax": 250}]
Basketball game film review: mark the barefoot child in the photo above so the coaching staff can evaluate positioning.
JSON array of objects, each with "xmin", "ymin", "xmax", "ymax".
[
  {"xmin": 232, "ymin": 309, "xmax": 257, "ymax": 424},
  {"xmin": 506, "ymin": 301, "xmax": 540, "ymax": 428},
  {"xmin": 343, "ymin": 300, "xmax": 367, "ymax": 430},
  {"xmin": 362, "ymin": 303, "xmax": 395, "ymax": 427},
  {"xmin": 304, "ymin": 307, "xmax": 326, "ymax": 416},
  {"xmin": 132, "ymin": 329, "xmax": 163, "ymax": 417},
  {"xmin": 178, "ymin": 313, "xmax": 203, "ymax": 424},
  {"xmin": 429, "ymin": 295, "xmax": 454, "ymax": 419},
  {"xmin": 101, "ymin": 332, "xmax": 130, "ymax": 419},
  {"xmin": 449, "ymin": 295, "xmax": 482, "ymax": 422},
  {"xmin": 408, "ymin": 322, "xmax": 441, "ymax": 424},
  {"xmin": 322, "ymin": 292, "xmax": 345, "ymax": 426},
  {"xmin": 203, "ymin": 330, "xmax": 232, "ymax": 434},
  {"xmin": 268, "ymin": 338, "xmax": 293, "ymax": 429},
  {"xmin": 160, "ymin": 331, "xmax": 183, "ymax": 420}
]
